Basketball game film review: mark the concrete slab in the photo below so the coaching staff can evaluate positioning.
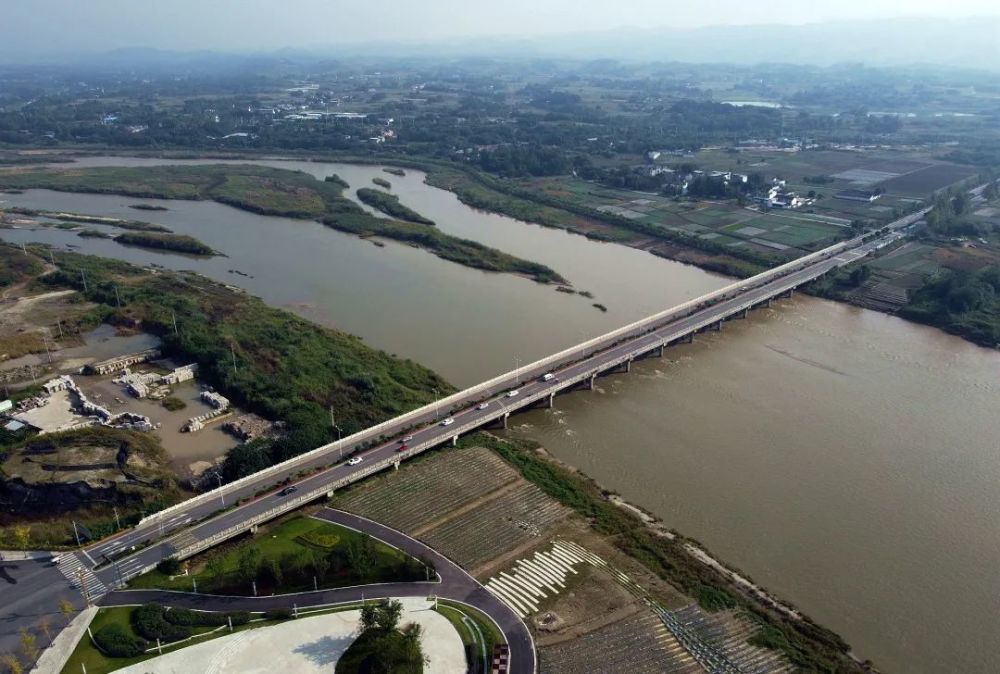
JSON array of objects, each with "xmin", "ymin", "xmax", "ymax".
[{"xmin": 116, "ymin": 598, "xmax": 465, "ymax": 674}]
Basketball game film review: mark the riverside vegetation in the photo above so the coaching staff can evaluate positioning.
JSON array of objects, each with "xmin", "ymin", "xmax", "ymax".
[
  {"xmin": 356, "ymin": 187, "xmax": 435, "ymax": 225},
  {"xmin": 460, "ymin": 432, "xmax": 866, "ymax": 674},
  {"xmin": 0, "ymin": 164, "xmax": 564, "ymax": 283}
]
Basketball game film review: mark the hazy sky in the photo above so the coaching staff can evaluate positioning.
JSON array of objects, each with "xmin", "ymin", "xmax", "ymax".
[{"xmin": 4, "ymin": 0, "xmax": 1000, "ymax": 54}]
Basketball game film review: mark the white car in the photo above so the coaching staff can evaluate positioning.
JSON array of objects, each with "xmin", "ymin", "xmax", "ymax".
[
  {"xmin": 441, "ymin": 417, "xmax": 455, "ymax": 426},
  {"xmin": 541, "ymin": 373, "xmax": 555, "ymax": 382},
  {"xmin": 507, "ymin": 390, "xmax": 519, "ymax": 398},
  {"xmin": 476, "ymin": 402, "xmax": 489, "ymax": 410},
  {"xmin": 401, "ymin": 435, "xmax": 413, "ymax": 443},
  {"xmin": 347, "ymin": 456, "xmax": 363, "ymax": 466}
]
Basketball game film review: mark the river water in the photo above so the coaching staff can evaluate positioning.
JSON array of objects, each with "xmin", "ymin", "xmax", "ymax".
[{"xmin": 2, "ymin": 157, "xmax": 999, "ymax": 673}]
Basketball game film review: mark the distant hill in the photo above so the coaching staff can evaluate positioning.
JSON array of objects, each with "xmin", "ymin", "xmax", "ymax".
[
  {"xmin": 325, "ymin": 17, "xmax": 1000, "ymax": 71},
  {"xmin": 3, "ymin": 17, "xmax": 998, "ymax": 72}
]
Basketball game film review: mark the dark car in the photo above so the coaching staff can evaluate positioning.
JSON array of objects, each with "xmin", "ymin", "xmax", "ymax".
[{"xmin": 279, "ymin": 485, "xmax": 298, "ymax": 496}]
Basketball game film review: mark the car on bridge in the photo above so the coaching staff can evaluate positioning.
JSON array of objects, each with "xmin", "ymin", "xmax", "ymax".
[
  {"xmin": 401, "ymin": 435, "xmax": 413, "ymax": 442},
  {"xmin": 507, "ymin": 390, "xmax": 519, "ymax": 398},
  {"xmin": 476, "ymin": 402, "xmax": 489, "ymax": 410},
  {"xmin": 441, "ymin": 417, "xmax": 455, "ymax": 426},
  {"xmin": 347, "ymin": 456, "xmax": 363, "ymax": 466},
  {"xmin": 279, "ymin": 485, "xmax": 298, "ymax": 496},
  {"xmin": 541, "ymin": 373, "xmax": 555, "ymax": 382},
  {"xmin": 396, "ymin": 443, "xmax": 408, "ymax": 452}
]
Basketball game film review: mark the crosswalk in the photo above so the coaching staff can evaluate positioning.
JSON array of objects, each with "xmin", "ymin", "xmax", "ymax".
[{"xmin": 56, "ymin": 551, "xmax": 108, "ymax": 600}]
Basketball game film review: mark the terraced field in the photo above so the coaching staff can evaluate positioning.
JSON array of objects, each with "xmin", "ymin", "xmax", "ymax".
[
  {"xmin": 332, "ymin": 447, "xmax": 520, "ymax": 532},
  {"xmin": 539, "ymin": 611, "xmax": 698, "ymax": 674},
  {"xmin": 421, "ymin": 482, "xmax": 568, "ymax": 569}
]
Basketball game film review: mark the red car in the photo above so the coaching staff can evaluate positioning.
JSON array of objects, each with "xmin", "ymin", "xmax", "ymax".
[{"xmin": 396, "ymin": 443, "xmax": 408, "ymax": 452}]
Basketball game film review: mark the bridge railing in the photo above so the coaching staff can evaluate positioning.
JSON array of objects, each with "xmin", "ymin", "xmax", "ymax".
[{"xmin": 138, "ymin": 210, "xmax": 927, "ymax": 531}]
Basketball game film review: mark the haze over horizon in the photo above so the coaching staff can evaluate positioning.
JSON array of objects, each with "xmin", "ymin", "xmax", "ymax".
[{"xmin": 3, "ymin": 0, "xmax": 1000, "ymax": 59}]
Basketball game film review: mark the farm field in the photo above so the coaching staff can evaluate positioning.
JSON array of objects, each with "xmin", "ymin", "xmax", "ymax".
[
  {"xmin": 529, "ymin": 176, "xmax": 847, "ymax": 255},
  {"xmin": 333, "ymin": 446, "xmax": 569, "ymax": 571},
  {"xmin": 539, "ymin": 611, "xmax": 692, "ymax": 674}
]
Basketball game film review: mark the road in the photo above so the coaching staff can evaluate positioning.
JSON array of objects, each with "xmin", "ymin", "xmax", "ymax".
[{"xmin": 99, "ymin": 509, "xmax": 534, "ymax": 673}]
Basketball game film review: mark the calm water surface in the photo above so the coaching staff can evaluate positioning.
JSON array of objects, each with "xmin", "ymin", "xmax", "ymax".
[{"xmin": 3, "ymin": 156, "xmax": 999, "ymax": 673}]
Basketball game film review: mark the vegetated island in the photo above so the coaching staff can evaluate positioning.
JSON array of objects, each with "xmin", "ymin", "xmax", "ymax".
[
  {"xmin": 1, "ymin": 206, "xmax": 172, "ymax": 232},
  {"xmin": 356, "ymin": 187, "xmax": 435, "ymax": 225},
  {"xmin": 372, "ymin": 177, "xmax": 392, "ymax": 189},
  {"xmin": 324, "ymin": 173, "xmax": 349, "ymax": 189},
  {"xmin": 113, "ymin": 231, "xmax": 218, "ymax": 256},
  {"xmin": 323, "ymin": 201, "xmax": 566, "ymax": 284},
  {"xmin": 129, "ymin": 204, "xmax": 169, "ymax": 211},
  {"xmin": 383, "ymin": 167, "xmax": 405, "ymax": 177},
  {"xmin": 0, "ymin": 164, "xmax": 565, "ymax": 284}
]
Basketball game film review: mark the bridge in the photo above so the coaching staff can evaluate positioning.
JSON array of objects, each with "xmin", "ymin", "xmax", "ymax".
[{"xmin": 8, "ymin": 206, "xmax": 929, "ymax": 673}]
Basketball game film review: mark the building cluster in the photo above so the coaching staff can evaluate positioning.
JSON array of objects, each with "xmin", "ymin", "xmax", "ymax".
[
  {"xmin": 114, "ymin": 363, "xmax": 198, "ymax": 399},
  {"xmin": 759, "ymin": 178, "xmax": 814, "ymax": 209},
  {"xmin": 37, "ymin": 375, "xmax": 155, "ymax": 433},
  {"xmin": 85, "ymin": 348, "xmax": 161, "ymax": 376},
  {"xmin": 184, "ymin": 390, "xmax": 231, "ymax": 433}
]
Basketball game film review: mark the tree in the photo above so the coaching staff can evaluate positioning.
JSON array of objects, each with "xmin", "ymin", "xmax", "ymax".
[
  {"xmin": 266, "ymin": 556, "xmax": 283, "ymax": 587},
  {"xmin": 18, "ymin": 630, "xmax": 36, "ymax": 662},
  {"xmin": 37, "ymin": 617, "xmax": 51, "ymax": 642},
  {"xmin": 849, "ymin": 265, "xmax": 872, "ymax": 287},
  {"xmin": 0, "ymin": 653, "xmax": 22, "ymax": 674},
  {"xmin": 311, "ymin": 554, "xmax": 330, "ymax": 581},
  {"xmin": 58, "ymin": 599, "xmax": 75, "ymax": 619},
  {"xmin": 206, "ymin": 556, "xmax": 226, "ymax": 583},
  {"xmin": 347, "ymin": 535, "xmax": 377, "ymax": 578},
  {"xmin": 12, "ymin": 525, "xmax": 30, "ymax": 550},
  {"xmin": 237, "ymin": 546, "xmax": 262, "ymax": 584}
]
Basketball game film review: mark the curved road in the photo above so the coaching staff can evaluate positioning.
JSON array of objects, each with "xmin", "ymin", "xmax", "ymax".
[{"xmin": 99, "ymin": 508, "xmax": 535, "ymax": 673}]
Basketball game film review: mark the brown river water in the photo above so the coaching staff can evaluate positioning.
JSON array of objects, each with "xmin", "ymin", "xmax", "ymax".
[{"xmin": 2, "ymin": 157, "xmax": 999, "ymax": 673}]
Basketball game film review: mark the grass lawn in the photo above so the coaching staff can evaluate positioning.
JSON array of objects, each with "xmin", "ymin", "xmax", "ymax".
[
  {"xmin": 128, "ymin": 516, "xmax": 424, "ymax": 596},
  {"xmin": 436, "ymin": 599, "xmax": 504, "ymax": 654},
  {"xmin": 61, "ymin": 603, "xmax": 364, "ymax": 674}
]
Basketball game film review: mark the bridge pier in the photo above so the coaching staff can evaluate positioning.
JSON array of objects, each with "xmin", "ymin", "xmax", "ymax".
[
  {"xmin": 711, "ymin": 320, "xmax": 723, "ymax": 332},
  {"xmin": 393, "ymin": 461, "xmax": 400, "ymax": 471},
  {"xmin": 765, "ymin": 298, "xmax": 772, "ymax": 308},
  {"xmin": 654, "ymin": 344, "xmax": 664, "ymax": 358},
  {"xmin": 587, "ymin": 374, "xmax": 596, "ymax": 390},
  {"xmin": 738, "ymin": 308, "xmax": 749, "ymax": 319},
  {"xmin": 780, "ymin": 289, "xmax": 794, "ymax": 299},
  {"xmin": 451, "ymin": 435, "xmax": 458, "ymax": 447},
  {"xmin": 623, "ymin": 358, "xmax": 632, "ymax": 373},
  {"xmin": 547, "ymin": 392, "xmax": 555, "ymax": 409},
  {"xmin": 502, "ymin": 412, "xmax": 510, "ymax": 429},
  {"xmin": 681, "ymin": 332, "xmax": 694, "ymax": 344}
]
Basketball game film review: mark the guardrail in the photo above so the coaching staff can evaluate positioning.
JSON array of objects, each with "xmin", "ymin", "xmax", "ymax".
[
  {"xmin": 137, "ymin": 208, "xmax": 928, "ymax": 532},
  {"xmin": 114, "ymin": 218, "xmax": 921, "ymax": 579}
]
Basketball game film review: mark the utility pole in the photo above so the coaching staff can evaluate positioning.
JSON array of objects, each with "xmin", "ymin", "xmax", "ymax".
[
  {"xmin": 114, "ymin": 286, "xmax": 121, "ymax": 308},
  {"xmin": 329, "ymin": 406, "xmax": 342, "ymax": 442},
  {"xmin": 230, "ymin": 343, "xmax": 238, "ymax": 376},
  {"xmin": 78, "ymin": 568, "xmax": 91, "ymax": 607},
  {"xmin": 72, "ymin": 520, "xmax": 82, "ymax": 548},
  {"xmin": 171, "ymin": 311, "xmax": 178, "ymax": 336},
  {"xmin": 433, "ymin": 389, "xmax": 439, "ymax": 419},
  {"xmin": 56, "ymin": 319, "xmax": 63, "ymax": 339},
  {"xmin": 80, "ymin": 270, "xmax": 88, "ymax": 292},
  {"xmin": 113, "ymin": 506, "xmax": 121, "ymax": 531},
  {"xmin": 21, "ymin": 242, "xmax": 27, "ymax": 255},
  {"xmin": 215, "ymin": 472, "xmax": 225, "ymax": 507}
]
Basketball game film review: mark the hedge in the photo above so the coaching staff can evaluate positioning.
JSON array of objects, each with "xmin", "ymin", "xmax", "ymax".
[{"xmin": 93, "ymin": 623, "xmax": 148, "ymax": 658}]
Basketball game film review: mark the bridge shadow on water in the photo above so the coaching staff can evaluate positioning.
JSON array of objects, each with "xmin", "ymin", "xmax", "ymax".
[{"xmin": 292, "ymin": 633, "xmax": 357, "ymax": 667}]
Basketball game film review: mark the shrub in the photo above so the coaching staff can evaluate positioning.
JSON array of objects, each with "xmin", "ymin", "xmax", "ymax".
[
  {"xmin": 161, "ymin": 396, "xmax": 187, "ymax": 411},
  {"xmin": 131, "ymin": 604, "xmax": 191, "ymax": 642},
  {"xmin": 162, "ymin": 607, "xmax": 250, "ymax": 627},
  {"xmin": 265, "ymin": 608, "xmax": 295, "ymax": 621},
  {"xmin": 93, "ymin": 623, "xmax": 147, "ymax": 658},
  {"xmin": 156, "ymin": 557, "xmax": 182, "ymax": 576}
]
